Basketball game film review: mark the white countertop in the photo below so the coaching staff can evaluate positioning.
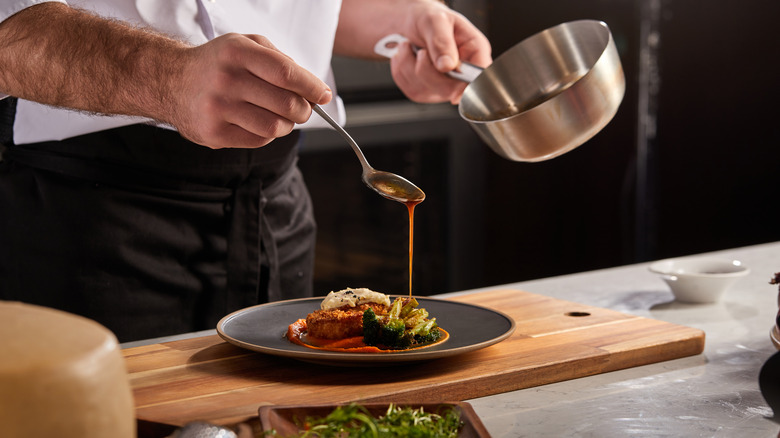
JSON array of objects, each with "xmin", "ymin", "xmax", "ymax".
[
  {"xmin": 122, "ymin": 241, "xmax": 780, "ymax": 437},
  {"xmin": 441, "ymin": 242, "xmax": 780, "ymax": 437}
]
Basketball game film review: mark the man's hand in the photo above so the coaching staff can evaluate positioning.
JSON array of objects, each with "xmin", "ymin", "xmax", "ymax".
[
  {"xmin": 336, "ymin": 0, "xmax": 491, "ymax": 105},
  {"xmin": 173, "ymin": 33, "xmax": 332, "ymax": 148},
  {"xmin": 0, "ymin": 3, "xmax": 332, "ymax": 149}
]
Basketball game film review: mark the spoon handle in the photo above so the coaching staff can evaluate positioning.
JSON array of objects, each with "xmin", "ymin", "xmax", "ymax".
[
  {"xmin": 373, "ymin": 33, "xmax": 483, "ymax": 83},
  {"xmin": 312, "ymin": 104, "xmax": 372, "ymax": 171}
]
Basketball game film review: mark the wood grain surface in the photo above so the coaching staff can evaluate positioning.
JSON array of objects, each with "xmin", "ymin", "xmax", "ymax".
[{"xmin": 123, "ymin": 289, "xmax": 705, "ymax": 427}]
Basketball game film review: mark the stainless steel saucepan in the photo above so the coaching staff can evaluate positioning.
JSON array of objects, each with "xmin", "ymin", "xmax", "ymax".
[{"xmin": 374, "ymin": 20, "xmax": 625, "ymax": 162}]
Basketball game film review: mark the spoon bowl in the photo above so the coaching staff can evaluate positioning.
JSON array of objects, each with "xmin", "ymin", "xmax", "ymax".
[
  {"xmin": 363, "ymin": 170, "xmax": 425, "ymax": 203},
  {"xmin": 312, "ymin": 105, "xmax": 425, "ymax": 203}
]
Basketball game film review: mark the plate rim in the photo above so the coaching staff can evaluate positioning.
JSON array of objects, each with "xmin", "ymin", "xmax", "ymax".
[{"xmin": 216, "ymin": 295, "xmax": 516, "ymax": 364}]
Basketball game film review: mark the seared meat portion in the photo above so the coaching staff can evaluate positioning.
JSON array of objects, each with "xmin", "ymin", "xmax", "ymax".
[{"xmin": 306, "ymin": 303, "xmax": 389, "ymax": 339}]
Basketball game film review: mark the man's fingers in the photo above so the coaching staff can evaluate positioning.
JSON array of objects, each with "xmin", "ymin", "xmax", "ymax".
[
  {"xmin": 180, "ymin": 121, "xmax": 274, "ymax": 149},
  {"xmin": 223, "ymin": 101, "xmax": 296, "ymax": 140},
  {"xmin": 216, "ymin": 124, "xmax": 275, "ymax": 149},
  {"xmin": 228, "ymin": 69, "xmax": 313, "ymax": 124},
  {"xmin": 239, "ymin": 34, "xmax": 332, "ymax": 105},
  {"xmin": 417, "ymin": 11, "xmax": 461, "ymax": 73},
  {"xmin": 389, "ymin": 43, "xmax": 464, "ymax": 103}
]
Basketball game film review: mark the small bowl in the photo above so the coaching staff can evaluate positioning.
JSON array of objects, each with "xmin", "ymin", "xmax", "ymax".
[{"xmin": 648, "ymin": 257, "xmax": 750, "ymax": 303}]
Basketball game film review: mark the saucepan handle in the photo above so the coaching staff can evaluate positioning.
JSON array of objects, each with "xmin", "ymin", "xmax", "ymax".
[{"xmin": 373, "ymin": 33, "xmax": 482, "ymax": 83}]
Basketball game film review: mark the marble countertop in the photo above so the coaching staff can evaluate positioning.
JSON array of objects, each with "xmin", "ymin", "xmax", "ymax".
[
  {"xmin": 440, "ymin": 242, "xmax": 780, "ymax": 437},
  {"xmin": 122, "ymin": 242, "xmax": 780, "ymax": 437}
]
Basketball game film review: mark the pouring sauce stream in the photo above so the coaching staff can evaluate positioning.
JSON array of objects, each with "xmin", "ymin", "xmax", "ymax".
[{"xmin": 407, "ymin": 199, "xmax": 422, "ymax": 297}]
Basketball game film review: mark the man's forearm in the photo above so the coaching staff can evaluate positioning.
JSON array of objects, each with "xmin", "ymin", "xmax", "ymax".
[
  {"xmin": 0, "ymin": 2, "xmax": 189, "ymax": 124},
  {"xmin": 335, "ymin": 0, "xmax": 490, "ymax": 105},
  {"xmin": 0, "ymin": 3, "xmax": 334, "ymax": 149},
  {"xmin": 335, "ymin": 0, "xmax": 446, "ymax": 59}
]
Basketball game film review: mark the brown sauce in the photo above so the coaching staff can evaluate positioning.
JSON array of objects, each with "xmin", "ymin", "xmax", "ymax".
[{"xmin": 406, "ymin": 199, "xmax": 422, "ymax": 297}]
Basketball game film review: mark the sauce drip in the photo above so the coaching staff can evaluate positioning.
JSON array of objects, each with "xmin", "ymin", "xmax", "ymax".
[
  {"xmin": 374, "ymin": 177, "xmax": 424, "ymax": 297},
  {"xmin": 406, "ymin": 200, "xmax": 422, "ymax": 297}
]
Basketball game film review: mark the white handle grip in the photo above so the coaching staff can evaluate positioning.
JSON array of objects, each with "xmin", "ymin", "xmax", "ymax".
[
  {"xmin": 373, "ymin": 33, "xmax": 482, "ymax": 83},
  {"xmin": 374, "ymin": 33, "xmax": 408, "ymax": 58}
]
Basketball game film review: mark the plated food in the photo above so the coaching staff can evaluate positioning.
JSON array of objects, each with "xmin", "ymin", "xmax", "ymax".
[
  {"xmin": 216, "ymin": 295, "xmax": 514, "ymax": 365},
  {"xmin": 286, "ymin": 288, "xmax": 449, "ymax": 353}
]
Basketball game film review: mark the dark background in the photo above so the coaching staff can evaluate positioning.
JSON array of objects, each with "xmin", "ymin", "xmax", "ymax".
[{"xmin": 299, "ymin": 0, "xmax": 780, "ymax": 296}]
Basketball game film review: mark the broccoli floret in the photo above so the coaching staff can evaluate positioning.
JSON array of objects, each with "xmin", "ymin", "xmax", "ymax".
[
  {"xmin": 409, "ymin": 318, "xmax": 441, "ymax": 346},
  {"xmin": 398, "ymin": 298, "xmax": 419, "ymax": 319},
  {"xmin": 381, "ymin": 318, "xmax": 410, "ymax": 349},
  {"xmin": 362, "ymin": 307, "xmax": 382, "ymax": 346},
  {"xmin": 403, "ymin": 308, "xmax": 428, "ymax": 328},
  {"xmin": 363, "ymin": 309, "xmax": 409, "ymax": 349},
  {"xmin": 388, "ymin": 298, "xmax": 404, "ymax": 319},
  {"xmin": 363, "ymin": 309, "xmax": 412, "ymax": 349},
  {"xmin": 363, "ymin": 299, "xmax": 442, "ymax": 350},
  {"xmin": 413, "ymin": 327, "xmax": 442, "ymax": 345}
]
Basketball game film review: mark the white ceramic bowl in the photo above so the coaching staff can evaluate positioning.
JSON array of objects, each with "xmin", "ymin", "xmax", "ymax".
[{"xmin": 648, "ymin": 257, "xmax": 750, "ymax": 303}]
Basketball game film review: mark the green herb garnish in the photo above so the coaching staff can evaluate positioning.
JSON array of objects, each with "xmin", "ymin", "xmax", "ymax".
[{"xmin": 272, "ymin": 403, "xmax": 463, "ymax": 437}]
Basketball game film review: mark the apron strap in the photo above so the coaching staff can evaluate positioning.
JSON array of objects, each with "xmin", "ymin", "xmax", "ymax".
[
  {"xmin": 224, "ymin": 157, "xmax": 300, "ymax": 308},
  {"xmin": 0, "ymin": 97, "xmax": 17, "ymax": 147}
]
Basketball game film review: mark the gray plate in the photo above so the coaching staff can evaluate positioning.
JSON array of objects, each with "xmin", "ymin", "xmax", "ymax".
[{"xmin": 216, "ymin": 296, "xmax": 515, "ymax": 366}]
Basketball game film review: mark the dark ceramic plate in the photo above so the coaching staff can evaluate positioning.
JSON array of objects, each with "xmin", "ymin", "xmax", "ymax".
[
  {"xmin": 216, "ymin": 296, "xmax": 515, "ymax": 366},
  {"xmin": 257, "ymin": 402, "xmax": 491, "ymax": 437}
]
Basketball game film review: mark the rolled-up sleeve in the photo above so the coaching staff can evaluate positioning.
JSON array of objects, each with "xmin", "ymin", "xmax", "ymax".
[{"xmin": 0, "ymin": 1, "xmax": 67, "ymax": 98}]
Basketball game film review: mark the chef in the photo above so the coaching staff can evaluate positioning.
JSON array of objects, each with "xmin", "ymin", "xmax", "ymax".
[{"xmin": 0, "ymin": 0, "xmax": 491, "ymax": 342}]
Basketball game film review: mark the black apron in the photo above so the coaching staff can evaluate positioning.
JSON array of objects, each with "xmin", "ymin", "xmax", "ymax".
[{"xmin": 0, "ymin": 124, "xmax": 316, "ymax": 342}]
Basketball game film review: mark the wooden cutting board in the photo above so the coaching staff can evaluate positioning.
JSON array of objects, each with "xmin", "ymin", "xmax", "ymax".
[{"xmin": 123, "ymin": 289, "xmax": 705, "ymax": 427}]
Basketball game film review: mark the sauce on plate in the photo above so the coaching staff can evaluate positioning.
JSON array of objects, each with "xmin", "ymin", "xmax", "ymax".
[{"xmin": 287, "ymin": 319, "xmax": 448, "ymax": 353}]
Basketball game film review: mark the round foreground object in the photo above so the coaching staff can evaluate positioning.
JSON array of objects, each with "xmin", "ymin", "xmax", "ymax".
[{"xmin": 0, "ymin": 301, "xmax": 135, "ymax": 438}]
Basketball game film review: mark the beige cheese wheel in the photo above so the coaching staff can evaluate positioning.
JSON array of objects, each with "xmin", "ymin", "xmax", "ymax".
[{"xmin": 0, "ymin": 301, "xmax": 135, "ymax": 438}]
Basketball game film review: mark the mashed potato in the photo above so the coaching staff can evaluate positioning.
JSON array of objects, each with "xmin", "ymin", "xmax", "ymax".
[{"xmin": 320, "ymin": 288, "xmax": 391, "ymax": 310}]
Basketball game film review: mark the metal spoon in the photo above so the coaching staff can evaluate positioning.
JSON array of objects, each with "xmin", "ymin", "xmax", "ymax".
[{"xmin": 312, "ymin": 104, "xmax": 425, "ymax": 204}]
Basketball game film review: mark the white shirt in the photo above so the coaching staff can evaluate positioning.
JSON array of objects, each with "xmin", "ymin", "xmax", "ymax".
[{"xmin": 0, "ymin": 0, "xmax": 345, "ymax": 144}]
